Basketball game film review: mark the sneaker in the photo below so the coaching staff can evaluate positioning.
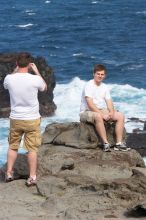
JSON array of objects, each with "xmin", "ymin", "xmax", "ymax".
[
  {"xmin": 25, "ymin": 177, "xmax": 37, "ymax": 187},
  {"xmin": 5, "ymin": 171, "xmax": 14, "ymax": 183},
  {"xmin": 103, "ymin": 143, "xmax": 111, "ymax": 152},
  {"xmin": 114, "ymin": 142, "xmax": 131, "ymax": 152}
]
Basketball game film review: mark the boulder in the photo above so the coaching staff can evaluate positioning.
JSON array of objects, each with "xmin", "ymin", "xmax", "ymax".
[
  {"xmin": 0, "ymin": 121, "xmax": 146, "ymax": 219},
  {"xmin": 36, "ymin": 143, "xmax": 146, "ymax": 219},
  {"xmin": 42, "ymin": 121, "xmax": 126, "ymax": 148},
  {"xmin": 0, "ymin": 154, "xmax": 29, "ymax": 181},
  {"xmin": 37, "ymin": 142, "xmax": 145, "ymax": 177},
  {"xmin": 125, "ymin": 119, "xmax": 146, "ymax": 156},
  {"xmin": 144, "ymin": 121, "xmax": 146, "ymax": 131},
  {"xmin": 0, "ymin": 53, "xmax": 56, "ymax": 117},
  {"xmin": 125, "ymin": 203, "xmax": 146, "ymax": 218},
  {"xmin": 126, "ymin": 131, "xmax": 146, "ymax": 156}
]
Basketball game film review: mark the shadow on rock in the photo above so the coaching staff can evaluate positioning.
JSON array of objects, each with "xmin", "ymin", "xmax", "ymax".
[{"xmin": 125, "ymin": 204, "xmax": 146, "ymax": 218}]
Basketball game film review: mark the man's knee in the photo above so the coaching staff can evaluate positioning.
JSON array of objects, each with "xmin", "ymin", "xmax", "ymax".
[
  {"xmin": 94, "ymin": 112, "xmax": 103, "ymax": 122},
  {"xmin": 116, "ymin": 111, "xmax": 125, "ymax": 121}
]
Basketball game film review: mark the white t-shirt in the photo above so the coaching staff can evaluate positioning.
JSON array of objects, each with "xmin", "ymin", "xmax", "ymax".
[
  {"xmin": 3, "ymin": 72, "xmax": 45, "ymax": 120},
  {"xmin": 80, "ymin": 79, "xmax": 111, "ymax": 112}
]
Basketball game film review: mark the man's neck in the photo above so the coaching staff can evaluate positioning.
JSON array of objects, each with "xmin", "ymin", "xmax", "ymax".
[
  {"xmin": 93, "ymin": 79, "xmax": 101, "ymax": 86},
  {"xmin": 17, "ymin": 67, "xmax": 29, "ymax": 73}
]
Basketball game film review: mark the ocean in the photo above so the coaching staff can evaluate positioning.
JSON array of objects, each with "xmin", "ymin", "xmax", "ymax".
[{"xmin": 0, "ymin": 0, "xmax": 146, "ymax": 165}]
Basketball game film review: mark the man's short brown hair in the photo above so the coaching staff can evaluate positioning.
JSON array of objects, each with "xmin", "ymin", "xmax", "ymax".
[
  {"xmin": 17, "ymin": 52, "xmax": 32, "ymax": 68},
  {"xmin": 93, "ymin": 64, "xmax": 107, "ymax": 74}
]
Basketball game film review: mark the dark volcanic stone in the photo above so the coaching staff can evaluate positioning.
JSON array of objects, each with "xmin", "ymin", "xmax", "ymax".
[
  {"xmin": 0, "ymin": 53, "xmax": 56, "ymax": 117},
  {"xmin": 125, "ymin": 204, "xmax": 146, "ymax": 218},
  {"xmin": 0, "ymin": 154, "xmax": 28, "ymax": 181},
  {"xmin": 144, "ymin": 121, "xmax": 146, "ymax": 131},
  {"xmin": 126, "ymin": 132, "xmax": 146, "ymax": 157},
  {"xmin": 42, "ymin": 121, "xmax": 126, "ymax": 148}
]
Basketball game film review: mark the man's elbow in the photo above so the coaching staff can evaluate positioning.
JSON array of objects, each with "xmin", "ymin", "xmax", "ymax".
[{"xmin": 43, "ymin": 85, "xmax": 47, "ymax": 92}]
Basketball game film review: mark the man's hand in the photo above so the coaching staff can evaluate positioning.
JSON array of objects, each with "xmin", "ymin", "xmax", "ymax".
[
  {"xmin": 108, "ymin": 111, "xmax": 114, "ymax": 120},
  {"xmin": 101, "ymin": 110, "xmax": 114, "ymax": 121},
  {"xmin": 102, "ymin": 113, "xmax": 110, "ymax": 121},
  {"xmin": 29, "ymin": 63, "xmax": 40, "ymax": 75},
  {"xmin": 106, "ymin": 99, "xmax": 114, "ymax": 120},
  {"xmin": 29, "ymin": 63, "xmax": 48, "ymax": 91}
]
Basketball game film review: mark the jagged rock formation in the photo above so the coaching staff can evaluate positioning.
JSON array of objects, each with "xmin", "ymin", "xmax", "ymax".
[
  {"xmin": 0, "ymin": 53, "xmax": 56, "ymax": 117},
  {"xmin": 126, "ymin": 119, "xmax": 146, "ymax": 156},
  {"xmin": 0, "ymin": 122, "xmax": 146, "ymax": 219},
  {"xmin": 42, "ymin": 121, "xmax": 126, "ymax": 148},
  {"xmin": 127, "ymin": 131, "xmax": 146, "ymax": 156}
]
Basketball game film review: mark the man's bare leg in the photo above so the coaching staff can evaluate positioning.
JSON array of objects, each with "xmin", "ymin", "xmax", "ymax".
[
  {"xmin": 27, "ymin": 151, "xmax": 37, "ymax": 179},
  {"xmin": 112, "ymin": 111, "xmax": 125, "ymax": 143},
  {"xmin": 94, "ymin": 113, "xmax": 108, "ymax": 143},
  {"xmin": 7, "ymin": 148, "xmax": 18, "ymax": 175}
]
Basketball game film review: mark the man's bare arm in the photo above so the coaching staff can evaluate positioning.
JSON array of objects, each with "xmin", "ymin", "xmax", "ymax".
[
  {"xmin": 29, "ymin": 63, "xmax": 47, "ymax": 91},
  {"xmin": 106, "ymin": 99, "xmax": 114, "ymax": 118},
  {"xmin": 85, "ymin": 97, "xmax": 101, "ymax": 113},
  {"xmin": 86, "ymin": 97, "xmax": 113, "ymax": 121}
]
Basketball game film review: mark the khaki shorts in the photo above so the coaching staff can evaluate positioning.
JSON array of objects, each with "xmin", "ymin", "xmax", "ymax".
[
  {"xmin": 80, "ymin": 109, "xmax": 109, "ymax": 124},
  {"xmin": 8, "ymin": 118, "xmax": 42, "ymax": 152}
]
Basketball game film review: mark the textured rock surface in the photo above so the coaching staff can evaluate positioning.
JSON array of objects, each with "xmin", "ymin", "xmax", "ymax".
[
  {"xmin": 42, "ymin": 121, "xmax": 126, "ymax": 148},
  {"xmin": 122, "ymin": 119, "xmax": 146, "ymax": 156},
  {"xmin": 0, "ymin": 146, "xmax": 146, "ymax": 219},
  {"xmin": 0, "ymin": 122, "xmax": 146, "ymax": 219},
  {"xmin": 0, "ymin": 53, "xmax": 56, "ymax": 117},
  {"xmin": 0, "ymin": 154, "xmax": 29, "ymax": 181},
  {"xmin": 125, "ymin": 202, "xmax": 146, "ymax": 218},
  {"xmin": 127, "ymin": 131, "xmax": 146, "ymax": 156}
]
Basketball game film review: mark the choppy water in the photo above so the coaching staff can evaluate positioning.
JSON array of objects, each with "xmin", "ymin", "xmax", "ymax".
[{"xmin": 0, "ymin": 0, "xmax": 146, "ymax": 165}]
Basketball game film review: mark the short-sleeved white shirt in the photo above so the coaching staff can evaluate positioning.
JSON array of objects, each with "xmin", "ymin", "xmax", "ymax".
[
  {"xmin": 3, "ymin": 72, "xmax": 45, "ymax": 120},
  {"xmin": 80, "ymin": 79, "xmax": 111, "ymax": 112}
]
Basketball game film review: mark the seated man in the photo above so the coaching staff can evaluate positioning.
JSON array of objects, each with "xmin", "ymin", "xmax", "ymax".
[{"xmin": 80, "ymin": 64, "xmax": 130, "ymax": 152}]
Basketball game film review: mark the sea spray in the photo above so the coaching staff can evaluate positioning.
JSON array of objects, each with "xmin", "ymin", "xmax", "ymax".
[{"xmin": 0, "ymin": 78, "xmax": 146, "ymax": 166}]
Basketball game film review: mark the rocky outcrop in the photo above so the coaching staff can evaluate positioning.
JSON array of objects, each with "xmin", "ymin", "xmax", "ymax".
[
  {"xmin": 0, "ymin": 122, "xmax": 146, "ymax": 219},
  {"xmin": 0, "ymin": 53, "xmax": 56, "ymax": 117},
  {"xmin": 0, "ymin": 154, "xmax": 29, "ymax": 181},
  {"xmin": 42, "ymin": 121, "xmax": 126, "ymax": 148},
  {"xmin": 0, "ymin": 146, "xmax": 146, "ymax": 219},
  {"xmin": 126, "ymin": 119, "xmax": 146, "ymax": 156},
  {"xmin": 125, "ymin": 202, "xmax": 146, "ymax": 218},
  {"xmin": 127, "ymin": 131, "xmax": 146, "ymax": 156}
]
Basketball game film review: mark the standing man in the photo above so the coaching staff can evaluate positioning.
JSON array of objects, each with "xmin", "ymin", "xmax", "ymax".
[
  {"xmin": 3, "ymin": 52, "xmax": 47, "ymax": 186},
  {"xmin": 80, "ymin": 64, "xmax": 130, "ymax": 152}
]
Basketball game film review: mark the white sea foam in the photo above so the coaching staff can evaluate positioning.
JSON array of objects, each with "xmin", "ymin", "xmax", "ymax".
[
  {"xmin": 50, "ymin": 53, "xmax": 57, "ymax": 57},
  {"xmin": 127, "ymin": 64, "xmax": 144, "ymax": 70},
  {"xmin": 91, "ymin": 0, "xmax": 103, "ymax": 3},
  {"xmin": 25, "ymin": 10, "xmax": 36, "ymax": 15},
  {"xmin": 45, "ymin": 0, "xmax": 51, "ymax": 3},
  {"xmin": 27, "ymin": 12, "xmax": 36, "ymax": 16},
  {"xmin": 16, "ymin": 23, "xmax": 34, "ymax": 28},
  {"xmin": 136, "ymin": 11, "xmax": 146, "ymax": 15},
  {"xmin": 25, "ymin": 10, "xmax": 33, "ymax": 13},
  {"xmin": 41, "ymin": 77, "xmax": 146, "ymax": 132},
  {"xmin": 73, "ymin": 53, "xmax": 83, "ymax": 57},
  {"xmin": 0, "ymin": 77, "xmax": 146, "ymax": 165},
  {"xmin": 54, "ymin": 45, "xmax": 60, "ymax": 49}
]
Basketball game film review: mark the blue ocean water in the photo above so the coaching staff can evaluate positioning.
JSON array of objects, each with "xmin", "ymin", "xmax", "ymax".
[{"xmin": 0, "ymin": 0, "xmax": 146, "ymax": 165}]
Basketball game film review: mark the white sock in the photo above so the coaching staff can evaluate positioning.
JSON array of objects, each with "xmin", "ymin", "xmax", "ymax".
[
  {"xmin": 30, "ymin": 175, "xmax": 36, "ymax": 180},
  {"xmin": 116, "ymin": 142, "xmax": 122, "ymax": 145}
]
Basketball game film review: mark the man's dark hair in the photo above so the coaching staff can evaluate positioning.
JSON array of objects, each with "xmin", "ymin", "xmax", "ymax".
[
  {"xmin": 17, "ymin": 52, "xmax": 32, "ymax": 68},
  {"xmin": 93, "ymin": 64, "xmax": 107, "ymax": 74}
]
